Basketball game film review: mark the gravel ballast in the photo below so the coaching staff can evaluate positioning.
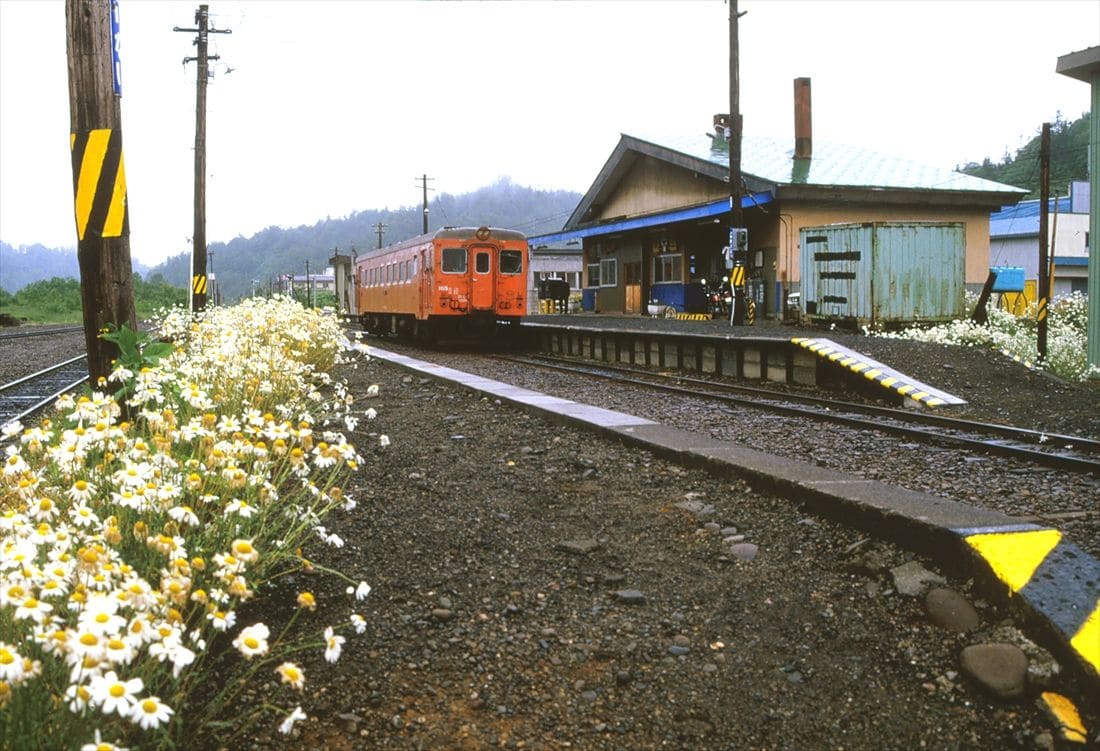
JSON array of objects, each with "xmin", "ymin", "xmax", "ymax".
[
  {"xmin": 3, "ymin": 321, "xmax": 1097, "ymax": 749},
  {"xmin": 205, "ymin": 349, "xmax": 1095, "ymax": 750}
]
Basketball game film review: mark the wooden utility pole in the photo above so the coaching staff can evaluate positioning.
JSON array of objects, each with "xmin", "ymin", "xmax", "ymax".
[
  {"xmin": 375, "ymin": 221, "xmax": 387, "ymax": 249},
  {"xmin": 65, "ymin": 0, "xmax": 138, "ymax": 384},
  {"xmin": 175, "ymin": 5, "xmax": 230, "ymax": 313},
  {"xmin": 1037, "ymin": 122, "xmax": 1051, "ymax": 362},
  {"xmin": 728, "ymin": 0, "xmax": 748, "ymax": 325},
  {"xmin": 417, "ymin": 174, "xmax": 434, "ymax": 234}
]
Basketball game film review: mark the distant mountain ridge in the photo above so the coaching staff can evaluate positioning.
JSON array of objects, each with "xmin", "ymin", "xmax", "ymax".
[
  {"xmin": 0, "ymin": 178, "xmax": 579, "ymax": 299},
  {"xmin": 0, "ymin": 243, "xmax": 151, "ymax": 293},
  {"xmin": 148, "ymin": 177, "xmax": 581, "ymax": 302}
]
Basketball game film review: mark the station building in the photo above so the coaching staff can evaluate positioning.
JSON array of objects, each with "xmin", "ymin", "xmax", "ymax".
[{"xmin": 530, "ymin": 80, "xmax": 1026, "ymax": 319}]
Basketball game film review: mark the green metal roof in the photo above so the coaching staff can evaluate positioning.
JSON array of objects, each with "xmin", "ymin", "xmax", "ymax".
[{"xmin": 630, "ymin": 132, "xmax": 1026, "ymax": 195}]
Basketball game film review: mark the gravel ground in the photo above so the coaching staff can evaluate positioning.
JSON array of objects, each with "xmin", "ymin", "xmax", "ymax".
[
  {"xmin": 4, "ymin": 320, "xmax": 1098, "ymax": 749},
  {"xmin": 202, "ymin": 346, "xmax": 1096, "ymax": 750},
  {"xmin": 369, "ymin": 326, "xmax": 1100, "ymax": 560}
]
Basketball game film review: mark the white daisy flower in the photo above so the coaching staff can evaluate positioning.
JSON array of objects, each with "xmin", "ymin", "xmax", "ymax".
[
  {"xmin": 130, "ymin": 695, "xmax": 174, "ymax": 729},
  {"xmin": 278, "ymin": 705, "xmax": 307, "ymax": 734}
]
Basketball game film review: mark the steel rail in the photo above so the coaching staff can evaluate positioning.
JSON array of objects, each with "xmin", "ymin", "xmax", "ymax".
[
  {"xmin": 0, "ymin": 354, "xmax": 90, "ymax": 428},
  {"xmin": 497, "ymin": 354, "xmax": 1100, "ymax": 476},
  {"xmin": 0, "ymin": 324, "xmax": 84, "ymax": 340}
]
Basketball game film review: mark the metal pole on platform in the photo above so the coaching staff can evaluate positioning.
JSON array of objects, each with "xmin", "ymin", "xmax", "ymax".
[{"xmin": 729, "ymin": 0, "xmax": 748, "ymax": 326}]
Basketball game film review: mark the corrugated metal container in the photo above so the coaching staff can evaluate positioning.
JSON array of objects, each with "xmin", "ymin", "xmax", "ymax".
[{"xmin": 799, "ymin": 222, "xmax": 966, "ymax": 327}]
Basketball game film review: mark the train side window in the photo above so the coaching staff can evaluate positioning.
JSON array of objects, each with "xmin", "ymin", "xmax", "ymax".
[
  {"xmin": 500, "ymin": 250, "xmax": 522, "ymax": 275},
  {"xmin": 442, "ymin": 247, "xmax": 467, "ymax": 274},
  {"xmin": 411, "ymin": 257, "xmax": 418, "ymax": 277}
]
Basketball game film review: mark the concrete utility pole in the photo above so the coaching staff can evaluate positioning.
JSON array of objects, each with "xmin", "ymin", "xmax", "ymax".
[
  {"xmin": 175, "ymin": 4, "xmax": 230, "ymax": 313},
  {"xmin": 417, "ymin": 174, "xmax": 434, "ymax": 234},
  {"xmin": 1037, "ymin": 123, "xmax": 1051, "ymax": 362},
  {"xmin": 375, "ymin": 221, "xmax": 387, "ymax": 249},
  {"xmin": 65, "ymin": 0, "xmax": 138, "ymax": 384},
  {"xmin": 728, "ymin": 0, "xmax": 748, "ymax": 326}
]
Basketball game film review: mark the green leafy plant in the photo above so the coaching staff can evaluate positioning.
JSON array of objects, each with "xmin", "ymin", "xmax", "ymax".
[{"xmin": 100, "ymin": 323, "xmax": 175, "ymax": 398}]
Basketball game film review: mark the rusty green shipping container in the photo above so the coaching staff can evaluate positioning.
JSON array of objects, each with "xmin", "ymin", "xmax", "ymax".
[{"xmin": 799, "ymin": 222, "xmax": 966, "ymax": 327}]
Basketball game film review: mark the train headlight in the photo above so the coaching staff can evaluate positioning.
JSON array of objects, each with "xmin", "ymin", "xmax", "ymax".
[{"xmin": 476, "ymin": 226, "xmax": 490, "ymax": 241}]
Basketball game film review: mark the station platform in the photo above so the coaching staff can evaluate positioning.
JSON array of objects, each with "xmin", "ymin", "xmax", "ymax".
[
  {"xmin": 363, "ymin": 341, "xmax": 1100, "ymax": 697},
  {"xmin": 519, "ymin": 313, "xmax": 966, "ymax": 409}
]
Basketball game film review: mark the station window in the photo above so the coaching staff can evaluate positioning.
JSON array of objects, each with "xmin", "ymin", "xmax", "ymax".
[
  {"xmin": 442, "ymin": 247, "xmax": 467, "ymax": 274},
  {"xmin": 599, "ymin": 258, "xmax": 617, "ymax": 288},
  {"xmin": 587, "ymin": 263, "xmax": 600, "ymax": 287},
  {"xmin": 653, "ymin": 253, "xmax": 682, "ymax": 284},
  {"xmin": 500, "ymin": 250, "xmax": 523, "ymax": 275}
]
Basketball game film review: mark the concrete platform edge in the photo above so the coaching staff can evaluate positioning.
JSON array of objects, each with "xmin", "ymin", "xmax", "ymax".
[{"xmin": 366, "ymin": 345, "xmax": 1100, "ymax": 694}]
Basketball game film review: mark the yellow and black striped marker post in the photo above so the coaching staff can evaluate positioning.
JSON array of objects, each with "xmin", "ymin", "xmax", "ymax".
[
  {"xmin": 962, "ymin": 525, "xmax": 1100, "ymax": 689},
  {"xmin": 70, "ymin": 128, "xmax": 128, "ymax": 240},
  {"xmin": 192, "ymin": 275, "xmax": 208, "ymax": 297}
]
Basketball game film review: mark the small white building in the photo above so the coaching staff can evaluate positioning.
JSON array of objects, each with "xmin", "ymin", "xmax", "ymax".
[
  {"xmin": 989, "ymin": 180, "xmax": 1091, "ymax": 300},
  {"xmin": 526, "ymin": 242, "xmax": 583, "ymax": 314}
]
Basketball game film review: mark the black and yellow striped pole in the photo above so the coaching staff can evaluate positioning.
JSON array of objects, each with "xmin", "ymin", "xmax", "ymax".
[{"xmin": 66, "ymin": 0, "xmax": 137, "ymax": 384}]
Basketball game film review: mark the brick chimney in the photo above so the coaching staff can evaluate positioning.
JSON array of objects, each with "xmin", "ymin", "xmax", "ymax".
[{"xmin": 794, "ymin": 77, "xmax": 812, "ymax": 159}]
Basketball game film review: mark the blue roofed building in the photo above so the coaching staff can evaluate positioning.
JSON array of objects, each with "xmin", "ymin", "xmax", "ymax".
[
  {"xmin": 530, "ymin": 81, "xmax": 1026, "ymax": 320},
  {"xmin": 990, "ymin": 181, "xmax": 1091, "ymax": 301}
]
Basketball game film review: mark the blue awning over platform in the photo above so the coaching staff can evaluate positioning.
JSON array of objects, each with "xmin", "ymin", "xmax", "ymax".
[{"xmin": 528, "ymin": 192, "xmax": 773, "ymax": 248}]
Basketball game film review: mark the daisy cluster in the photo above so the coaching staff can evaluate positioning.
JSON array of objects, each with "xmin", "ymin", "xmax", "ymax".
[
  {"xmin": 0, "ymin": 297, "xmax": 374, "ymax": 750},
  {"xmin": 875, "ymin": 291, "xmax": 1097, "ymax": 381}
]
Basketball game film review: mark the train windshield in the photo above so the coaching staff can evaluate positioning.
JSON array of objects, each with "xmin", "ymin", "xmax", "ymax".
[
  {"xmin": 500, "ymin": 250, "xmax": 523, "ymax": 275},
  {"xmin": 441, "ymin": 247, "xmax": 467, "ymax": 273}
]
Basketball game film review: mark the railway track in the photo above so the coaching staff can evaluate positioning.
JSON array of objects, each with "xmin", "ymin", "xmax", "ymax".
[
  {"xmin": 494, "ymin": 353, "xmax": 1100, "ymax": 476},
  {"xmin": 0, "ymin": 324, "xmax": 84, "ymax": 340},
  {"xmin": 0, "ymin": 354, "xmax": 90, "ymax": 429}
]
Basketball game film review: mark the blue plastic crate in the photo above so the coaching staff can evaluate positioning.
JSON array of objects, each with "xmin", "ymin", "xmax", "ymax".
[{"xmin": 990, "ymin": 266, "xmax": 1025, "ymax": 293}]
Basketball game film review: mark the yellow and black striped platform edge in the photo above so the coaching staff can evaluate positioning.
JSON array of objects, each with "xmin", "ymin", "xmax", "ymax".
[
  {"xmin": 956, "ymin": 524, "xmax": 1100, "ymax": 685},
  {"xmin": 1000, "ymin": 349, "xmax": 1039, "ymax": 371},
  {"xmin": 70, "ymin": 128, "xmax": 128, "ymax": 241},
  {"xmin": 676, "ymin": 313, "xmax": 711, "ymax": 321},
  {"xmin": 791, "ymin": 337, "xmax": 966, "ymax": 408}
]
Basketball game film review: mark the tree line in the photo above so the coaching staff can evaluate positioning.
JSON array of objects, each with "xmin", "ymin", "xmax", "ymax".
[
  {"xmin": 958, "ymin": 111, "xmax": 1090, "ymax": 199},
  {"xmin": 0, "ymin": 274, "xmax": 185, "ymax": 324}
]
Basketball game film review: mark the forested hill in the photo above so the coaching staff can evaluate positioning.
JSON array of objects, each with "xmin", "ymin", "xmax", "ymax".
[
  {"xmin": 147, "ymin": 178, "xmax": 581, "ymax": 302},
  {"xmin": 958, "ymin": 111, "xmax": 1090, "ymax": 199}
]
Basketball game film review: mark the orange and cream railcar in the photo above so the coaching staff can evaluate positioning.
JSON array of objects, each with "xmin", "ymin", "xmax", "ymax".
[{"xmin": 354, "ymin": 226, "xmax": 528, "ymax": 339}]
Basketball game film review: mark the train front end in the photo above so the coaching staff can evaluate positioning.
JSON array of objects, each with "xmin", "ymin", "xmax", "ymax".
[{"xmin": 431, "ymin": 226, "xmax": 527, "ymax": 334}]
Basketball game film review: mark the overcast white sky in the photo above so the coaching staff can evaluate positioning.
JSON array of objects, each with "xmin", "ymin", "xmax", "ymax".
[{"xmin": 0, "ymin": 0, "xmax": 1096, "ymax": 267}]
